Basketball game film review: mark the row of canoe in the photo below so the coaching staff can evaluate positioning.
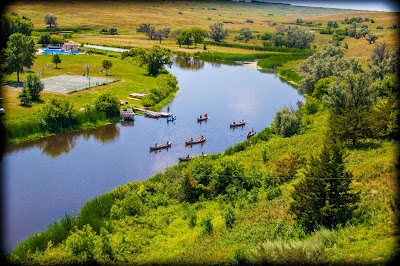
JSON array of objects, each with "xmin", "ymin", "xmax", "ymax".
[{"xmin": 149, "ymin": 137, "xmax": 206, "ymax": 151}]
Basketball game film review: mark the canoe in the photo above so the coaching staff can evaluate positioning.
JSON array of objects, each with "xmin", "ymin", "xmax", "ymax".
[
  {"xmin": 197, "ymin": 116, "xmax": 208, "ymax": 122},
  {"xmin": 185, "ymin": 137, "xmax": 206, "ymax": 145},
  {"xmin": 149, "ymin": 142, "xmax": 171, "ymax": 151},
  {"xmin": 179, "ymin": 153, "xmax": 207, "ymax": 162},
  {"xmin": 179, "ymin": 156, "xmax": 194, "ymax": 162},
  {"xmin": 247, "ymin": 131, "xmax": 256, "ymax": 139},
  {"xmin": 159, "ymin": 112, "xmax": 173, "ymax": 117},
  {"xmin": 230, "ymin": 120, "xmax": 246, "ymax": 127},
  {"xmin": 167, "ymin": 116, "xmax": 176, "ymax": 122}
]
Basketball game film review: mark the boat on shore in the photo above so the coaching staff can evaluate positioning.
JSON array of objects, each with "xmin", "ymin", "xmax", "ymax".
[
  {"xmin": 230, "ymin": 120, "xmax": 245, "ymax": 127},
  {"xmin": 143, "ymin": 110, "xmax": 160, "ymax": 118},
  {"xmin": 185, "ymin": 137, "xmax": 206, "ymax": 145},
  {"xmin": 149, "ymin": 141, "xmax": 171, "ymax": 151}
]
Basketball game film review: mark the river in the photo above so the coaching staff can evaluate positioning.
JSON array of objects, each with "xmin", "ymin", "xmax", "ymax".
[{"xmin": 1, "ymin": 56, "xmax": 303, "ymax": 253}]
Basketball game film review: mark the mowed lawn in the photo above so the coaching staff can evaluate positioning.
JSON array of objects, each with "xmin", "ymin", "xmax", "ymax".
[{"xmin": 1, "ymin": 53, "xmax": 159, "ymax": 121}]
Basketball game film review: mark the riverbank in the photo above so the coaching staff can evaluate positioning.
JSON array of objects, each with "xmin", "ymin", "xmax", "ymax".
[{"xmin": 8, "ymin": 107, "xmax": 398, "ymax": 265}]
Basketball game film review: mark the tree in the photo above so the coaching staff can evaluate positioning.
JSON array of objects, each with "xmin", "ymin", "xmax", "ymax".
[
  {"xmin": 18, "ymin": 87, "xmax": 32, "ymax": 106},
  {"xmin": 271, "ymin": 107, "xmax": 301, "ymax": 137},
  {"xmin": 1, "ymin": 12, "xmax": 34, "ymax": 44},
  {"xmin": 102, "ymin": 60, "xmax": 113, "ymax": 75},
  {"xmin": 190, "ymin": 27, "xmax": 207, "ymax": 47},
  {"xmin": 37, "ymin": 33, "xmax": 51, "ymax": 46},
  {"xmin": 177, "ymin": 29, "xmax": 193, "ymax": 48},
  {"xmin": 325, "ymin": 71, "xmax": 374, "ymax": 146},
  {"xmin": 44, "ymin": 13, "xmax": 57, "ymax": 28},
  {"xmin": 284, "ymin": 26, "xmax": 315, "ymax": 49},
  {"xmin": 240, "ymin": 28, "xmax": 253, "ymax": 42},
  {"xmin": 93, "ymin": 92, "xmax": 119, "ymax": 118},
  {"xmin": 52, "ymin": 54, "xmax": 61, "ymax": 69},
  {"xmin": 4, "ymin": 33, "xmax": 36, "ymax": 82},
  {"xmin": 38, "ymin": 98, "xmax": 77, "ymax": 132},
  {"xmin": 23, "ymin": 73, "xmax": 44, "ymax": 101},
  {"xmin": 136, "ymin": 23, "xmax": 155, "ymax": 39},
  {"xmin": 209, "ymin": 22, "xmax": 228, "ymax": 42},
  {"xmin": 366, "ymin": 33, "xmax": 378, "ymax": 44},
  {"xmin": 289, "ymin": 138, "xmax": 359, "ymax": 232},
  {"xmin": 136, "ymin": 45, "xmax": 173, "ymax": 76}
]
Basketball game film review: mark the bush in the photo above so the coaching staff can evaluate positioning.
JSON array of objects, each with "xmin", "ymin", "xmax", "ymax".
[
  {"xmin": 200, "ymin": 215, "xmax": 214, "ymax": 235},
  {"xmin": 93, "ymin": 92, "xmax": 119, "ymax": 118},
  {"xmin": 271, "ymin": 107, "xmax": 301, "ymax": 137},
  {"xmin": 65, "ymin": 225, "xmax": 97, "ymax": 260},
  {"xmin": 223, "ymin": 206, "xmax": 236, "ymax": 230},
  {"xmin": 38, "ymin": 97, "xmax": 77, "ymax": 133}
]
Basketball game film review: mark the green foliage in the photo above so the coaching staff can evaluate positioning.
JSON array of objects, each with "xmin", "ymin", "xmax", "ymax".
[
  {"xmin": 176, "ymin": 29, "xmax": 193, "ymax": 48},
  {"xmin": 212, "ymin": 157, "xmax": 245, "ymax": 195},
  {"xmin": 200, "ymin": 215, "xmax": 214, "ymax": 235},
  {"xmin": 38, "ymin": 97, "xmax": 77, "ymax": 133},
  {"xmin": 93, "ymin": 92, "xmax": 119, "ymax": 118},
  {"xmin": 289, "ymin": 139, "xmax": 360, "ymax": 232},
  {"xmin": 37, "ymin": 33, "xmax": 51, "ymax": 46},
  {"xmin": 1, "ymin": 12, "xmax": 34, "ymax": 44},
  {"xmin": 325, "ymin": 71, "xmax": 374, "ymax": 146},
  {"xmin": 65, "ymin": 225, "xmax": 96, "ymax": 260},
  {"xmin": 110, "ymin": 191, "xmax": 145, "ymax": 219},
  {"xmin": 299, "ymin": 44, "xmax": 346, "ymax": 94},
  {"xmin": 18, "ymin": 87, "xmax": 32, "ymax": 106},
  {"xmin": 190, "ymin": 27, "xmax": 207, "ymax": 47},
  {"xmin": 271, "ymin": 107, "xmax": 301, "ymax": 137},
  {"xmin": 141, "ymin": 73, "xmax": 178, "ymax": 107},
  {"xmin": 209, "ymin": 22, "xmax": 228, "ymax": 42},
  {"xmin": 301, "ymin": 95, "xmax": 320, "ymax": 115},
  {"xmin": 44, "ymin": 12, "xmax": 57, "ymax": 28},
  {"xmin": 76, "ymin": 193, "xmax": 115, "ymax": 233},
  {"xmin": 135, "ymin": 45, "xmax": 173, "ymax": 76},
  {"xmin": 52, "ymin": 54, "xmax": 61, "ymax": 68},
  {"xmin": 102, "ymin": 59, "xmax": 113, "ymax": 75},
  {"xmin": 223, "ymin": 206, "xmax": 236, "ymax": 230},
  {"xmin": 23, "ymin": 73, "xmax": 44, "ymax": 101},
  {"xmin": 4, "ymin": 32, "xmax": 36, "ymax": 82}
]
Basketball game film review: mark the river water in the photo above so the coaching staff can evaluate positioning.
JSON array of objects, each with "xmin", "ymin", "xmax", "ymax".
[{"xmin": 1, "ymin": 57, "xmax": 303, "ymax": 253}]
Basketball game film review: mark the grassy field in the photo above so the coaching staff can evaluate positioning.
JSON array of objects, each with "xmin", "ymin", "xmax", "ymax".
[
  {"xmin": 4, "ymin": 0, "xmax": 399, "ymax": 64},
  {"xmin": 2, "ymin": 1, "xmax": 400, "ymax": 264}
]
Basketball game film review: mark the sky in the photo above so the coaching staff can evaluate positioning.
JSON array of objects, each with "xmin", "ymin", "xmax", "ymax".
[{"xmin": 249, "ymin": 0, "xmax": 400, "ymax": 12}]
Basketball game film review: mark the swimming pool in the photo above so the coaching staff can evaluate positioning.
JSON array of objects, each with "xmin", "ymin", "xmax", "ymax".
[{"xmin": 37, "ymin": 48, "xmax": 80, "ymax": 55}]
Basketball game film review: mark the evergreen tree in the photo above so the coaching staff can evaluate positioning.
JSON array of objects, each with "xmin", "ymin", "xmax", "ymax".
[
  {"xmin": 289, "ymin": 138, "xmax": 359, "ymax": 232},
  {"xmin": 18, "ymin": 87, "xmax": 32, "ymax": 106},
  {"xmin": 23, "ymin": 73, "xmax": 44, "ymax": 101}
]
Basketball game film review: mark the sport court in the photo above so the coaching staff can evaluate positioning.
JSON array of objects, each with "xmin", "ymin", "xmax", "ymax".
[{"xmin": 42, "ymin": 75, "xmax": 115, "ymax": 93}]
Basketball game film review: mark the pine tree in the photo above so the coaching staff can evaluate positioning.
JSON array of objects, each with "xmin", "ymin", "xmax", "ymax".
[{"xmin": 289, "ymin": 138, "xmax": 359, "ymax": 232}]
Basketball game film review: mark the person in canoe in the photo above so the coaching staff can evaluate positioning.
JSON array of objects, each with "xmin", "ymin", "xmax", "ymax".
[
  {"xmin": 199, "ymin": 114, "xmax": 202, "ymax": 119},
  {"xmin": 190, "ymin": 137, "xmax": 193, "ymax": 142},
  {"xmin": 205, "ymin": 113, "xmax": 208, "ymax": 118}
]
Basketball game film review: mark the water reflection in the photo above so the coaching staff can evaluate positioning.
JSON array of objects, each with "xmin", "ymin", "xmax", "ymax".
[
  {"xmin": 6, "ymin": 123, "xmax": 120, "ymax": 158},
  {"xmin": 174, "ymin": 55, "xmax": 205, "ymax": 70},
  {"xmin": 40, "ymin": 134, "xmax": 77, "ymax": 158}
]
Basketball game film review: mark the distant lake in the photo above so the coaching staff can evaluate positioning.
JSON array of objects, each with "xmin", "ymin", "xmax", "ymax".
[{"xmin": 2, "ymin": 57, "xmax": 303, "ymax": 253}]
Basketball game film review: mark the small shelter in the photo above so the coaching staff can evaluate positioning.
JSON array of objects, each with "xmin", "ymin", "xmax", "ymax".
[{"xmin": 62, "ymin": 42, "xmax": 80, "ymax": 52}]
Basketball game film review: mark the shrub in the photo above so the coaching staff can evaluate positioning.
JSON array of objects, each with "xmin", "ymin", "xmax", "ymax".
[
  {"xmin": 200, "ymin": 215, "xmax": 214, "ymax": 235},
  {"xmin": 93, "ymin": 92, "xmax": 119, "ymax": 118},
  {"xmin": 271, "ymin": 107, "xmax": 301, "ymax": 137},
  {"xmin": 65, "ymin": 225, "xmax": 97, "ymax": 260},
  {"xmin": 223, "ymin": 206, "xmax": 236, "ymax": 230},
  {"xmin": 38, "ymin": 97, "xmax": 77, "ymax": 133}
]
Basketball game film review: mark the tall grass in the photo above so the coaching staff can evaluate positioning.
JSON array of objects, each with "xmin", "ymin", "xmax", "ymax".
[
  {"xmin": 12, "ymin": 214, "xmax": 77, "ymax": 259},
  {"xmin": 4, "ymin": 119, "xmax": 43, "ymax": 143},
  {"xmin": 257, "ymin": 53, "xmax": 311, "ymax": 70}
]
